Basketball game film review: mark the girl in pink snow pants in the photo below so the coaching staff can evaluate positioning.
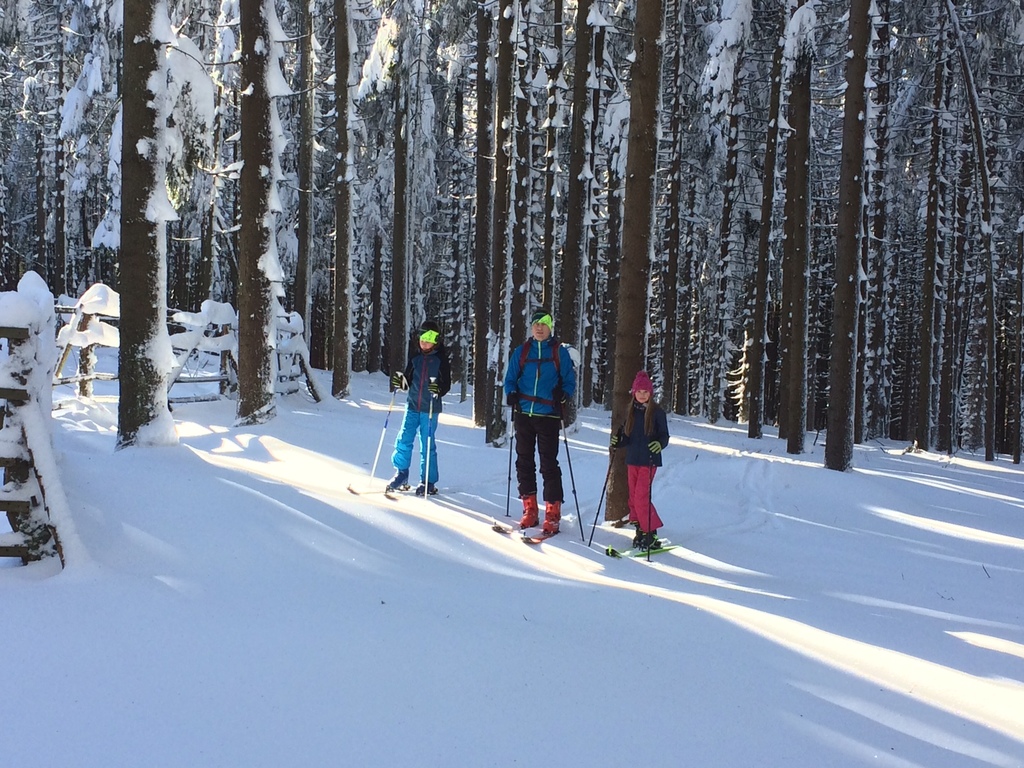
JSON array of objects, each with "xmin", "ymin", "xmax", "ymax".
[{"xmin": 611, "ymin": 371, "xmax": 669, "ymax": 550}]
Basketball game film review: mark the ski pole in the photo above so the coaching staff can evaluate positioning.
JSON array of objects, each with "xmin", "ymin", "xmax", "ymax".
[
  {"xmin": 423, "ymin": 377, "xmax": 436, "ymax": 497},
  {"xmin": 349, "ymin": 387, "xmax": 397, "ymax": 494},
  {"xmin": 505, "ymin": 404, "xmax": 515, "ymax": 518},
  {"xmin": 646, "ymin": 456, "xmax": 656, "ymax": 562},
  {"xmin": 561, "ymin": 419, "xmax": 584, "ymax": 541},
  {"xmin": 587, "ymin": 447, "xmax": 615, "ymax": 546}
]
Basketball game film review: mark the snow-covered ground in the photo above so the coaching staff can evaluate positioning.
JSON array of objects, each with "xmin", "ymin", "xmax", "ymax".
[{"xmin": 3, "ymin": 369, "xmax": 1023, "ymax": 767}]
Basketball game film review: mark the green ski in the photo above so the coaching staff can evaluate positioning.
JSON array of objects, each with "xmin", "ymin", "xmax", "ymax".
[{"xmin": 605, "ymin": 543, "xmax": 677, "ymax": 558}]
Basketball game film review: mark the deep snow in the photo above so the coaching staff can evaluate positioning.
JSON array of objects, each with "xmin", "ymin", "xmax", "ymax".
[{"xmin": 2, "ymin": 370, "xmax": 1023, "ymax": 767}]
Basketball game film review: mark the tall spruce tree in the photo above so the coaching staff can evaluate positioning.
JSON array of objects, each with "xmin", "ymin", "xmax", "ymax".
[
  {"xmin": 825, "ymin": 0, "xmax": 872, "ymax": 471},
  {"xmin": 782, "ymin": 0, "xmax": 812, "ymax": 455},
  {"xmin": 117, "ymin": 0, "xmax": 174, "ymax": 448},
  {"xmin": 332, "ymin": 0, "xmax": 352, "ymax": 398},
  {"xmin": 607, "ymin": 0, "xmax": 662, "ymax": 520},
  {"xmin": 472, "ymin": 0, "xmax": 494, "ymax": 427},
  {"xmin": 237, "ymin": 0, "xmax": 284, "ymax": 425}
]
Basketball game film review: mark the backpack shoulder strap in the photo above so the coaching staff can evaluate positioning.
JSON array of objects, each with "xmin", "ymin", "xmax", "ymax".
[{"xmin": 518, "ymin": 338, "xmax": 561, "ymax": 373}]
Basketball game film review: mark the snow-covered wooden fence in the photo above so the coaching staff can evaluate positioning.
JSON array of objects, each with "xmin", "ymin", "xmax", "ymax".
[
  {"xmin": 0, "ymin": 274, "xmax": 66, "ymax": 565},
  {"xmin": 167, "ymin": 300, "xmax": 324, "ymax": 402},
  {"xmin": 168, "ymin": 300, "xmax": 240, "ymax": 403},
  {"xmin": 54, "ymin": 283, "xmax": 120, "ymax": 397},
  {"xmin": 54, "ymin": 284, "xmax": 323, "ymax": 403}
]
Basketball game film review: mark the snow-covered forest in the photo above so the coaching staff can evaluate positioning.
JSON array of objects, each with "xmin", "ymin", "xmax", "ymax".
[{"xmin": 0, "ymin": 0, "xmax": 1022, "ymax": 465}]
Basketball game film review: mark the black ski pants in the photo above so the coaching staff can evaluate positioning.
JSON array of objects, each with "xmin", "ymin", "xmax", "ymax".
[{"xmin": 514, "ymin": 412, "xmax": 563, "ymax": 503}]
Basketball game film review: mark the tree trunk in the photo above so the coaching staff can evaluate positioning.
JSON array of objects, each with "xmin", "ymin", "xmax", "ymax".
[
  {"xmin": 825, "ymin": 0, "xmax": 871, "ymax": 471},
  {"xmin": 747, "ymin": 26, "xmax": 785, "ymax": 439},
  {"xmin": 915, "ymin": 19, "xmax": 947, "ymax": 452},
  {"xmin": 661, "ymin": 9, "xmax": 683, "ymax": 416},
  {"xmin": 487, "ymin": 0, "xmax": 514, "ymax": 444},
  {"xmin": 937, "ymin": 122, "xmax": 970, "ymax": 454},
  {"xmin": 582, "ymin": 23, "xmax": 606, "ymax": 408},
  {"xmin": 368, "ymin": 230, "xmax": 384, "ymax": 371},
  {"xmin": 559, "ymin": 0, "xmax": 592, "ymax": 348},
  {"xmin": 1014, "ymin": 230, "xmax": 1023, "ymax": 464},
  {"xmin": 53, "ymin": 48, "xmax": 67, "ymax": 296},
  {"xmin": 237, "ymin": 0, "xmax": 279, "ymax": 425},
  {"xmin": 331, "ymin": 0, "xmax": 351, "ymax": 398},
  {"xmin": 199, "ymin": 85, "xmax": 225, "ymax": 303},
  {"xmin": 946, "ymin": 0, "xmax": 997, "ymax": 462},
  {"xmin": 710, "ymin": 68, "xmax": 743, "ymax": 426},
  {"xmin": 35, "ymin": 131, "xmax": 46, "ymax": 279},
  {"xmin": 541, "ymin": 0, "xmax": 564, "ymax": 309},
  {"xmin": 511, "ymin": 0, "xmax": 529, "ymax": 336},
  {"xmin": 607, "ymin": 0, "xmax": 662, "ymax": 521},
  {"xmin": 784, "ymin": 41, "xmax": 810, "ymax": 455},
  {"xmin": 449, "ymin": 85, "xmax": 468, "ymax": 389},
  {"xmin": 675, "ymin": 178, "xmax": 696, "ymax": 416},
  {"xmin": 295, "ymin": 0, "xmax": 315, "ymax": 345},
  {"xmin": 389, "ymin": 39, "xmax": 409, "ymax": 381},
  {"xmin": 865, "ymin": 0, "xmax": 892, "ymax": 441},
  {"xmin": 601, "ymin": 151, "xmax": 623, "ymax": 411},
  {"xmin": 472, "ymin": 1, "xmax": 493, "ymax": 426},
  {"xmin": 117, "ymin": 0, "xmax": 173, "ymax": 447}
]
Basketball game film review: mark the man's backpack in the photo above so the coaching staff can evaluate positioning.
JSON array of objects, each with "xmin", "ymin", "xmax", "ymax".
[{"xmin": 517, "ymin": 338, "xmax": 579, "ymax": 426}]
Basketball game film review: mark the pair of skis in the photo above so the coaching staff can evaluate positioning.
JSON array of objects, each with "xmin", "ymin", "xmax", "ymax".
[
  {"xmin": 491, "ymin": 518, "xmax": 676, "ymax": 557},
  {"xmin": 385, "ymin": 487, "xmax": 438, "ymax": 501},
  {"xmin": 356, "ymin": 486, "xmax": 672, "ymax": 557},
  {"xmin": 346, "ymin": 483, "xmax": 438, "ymax": 500},
  {"xmin": 491, "ymin": 519, "xmax": 559, "ymax": 545}
]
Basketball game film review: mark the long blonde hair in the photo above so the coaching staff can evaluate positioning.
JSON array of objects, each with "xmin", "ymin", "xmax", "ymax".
[{"xmin": 624, "ymin": 395, "xmax": 659, "ymax": 438}]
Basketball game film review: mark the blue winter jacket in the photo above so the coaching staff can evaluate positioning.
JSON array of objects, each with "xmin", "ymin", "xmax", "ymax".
[
  {"xmin": 404, "ymin": 345, "xmax": 451, "ymax": 414},
  {"xmin": 503, "ymin": 337, "xmax": 576, "ymax": 418},
  {"xmin": 618, "ymin": 402, "xmax": 669, "ymax": 467}
]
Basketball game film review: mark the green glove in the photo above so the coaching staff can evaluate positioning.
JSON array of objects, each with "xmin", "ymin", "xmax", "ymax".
[
  {"xmin": 390, "ymin": 372, "xmax": 408, "ymax": 391},
  {"xmin": 428, "ymin": 380, "xmax": 440, "ymax": 395},
  {"xmin": 610, "ymin": 434, "xmax": 620, "ymax": 448},
  {"xmin": 648, "ymin": 440, "xmax": 662, "ymax": 454}
]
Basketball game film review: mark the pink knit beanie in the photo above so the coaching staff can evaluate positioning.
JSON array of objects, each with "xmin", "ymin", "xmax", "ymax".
[{"xmin": 631, "ymin": 370, "xmax": 653, "ymax": 394}]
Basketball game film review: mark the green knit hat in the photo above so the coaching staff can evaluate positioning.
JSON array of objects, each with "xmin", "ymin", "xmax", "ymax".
[
  {"xmin": 530, "ymin": 310, "xmax": 553, "ymax": 331},
  {"xmin": 418, "ymin": 320, "xmax": 441, "ymax": 346}
]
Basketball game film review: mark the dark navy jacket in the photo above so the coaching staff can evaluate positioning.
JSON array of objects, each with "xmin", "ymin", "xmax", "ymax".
[
  {"xmin": 618, "ymin": 402, "xmax": 669, "ymax": 467},
  {"xmin": 403, "ymin": 343, "xmax": 452, "ymax": 414}
]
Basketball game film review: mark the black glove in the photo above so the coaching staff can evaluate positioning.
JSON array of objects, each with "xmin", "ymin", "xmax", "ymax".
[
  {"xmin": 428, "ymin": 380, "xmax": 440, "ymax": 395},
  {"xmin": 506, "ymin": 392, "xmax": 519, "ymax": 408},
  {"xmin": 648, "ymin": 440, "xmax": 662, "ymax": 454},
  {"xmin": 390, "ymin": 372, "xmax": 408, "ymax": 391},
  {"xmin": 610, "ymin": 433, "xmax": 620, "ymax": 448}
]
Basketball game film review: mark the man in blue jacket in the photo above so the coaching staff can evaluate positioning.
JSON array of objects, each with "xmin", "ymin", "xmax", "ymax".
[
  {"xmin": 387, "ymin": 321, "xmax": 452, "ymax": 495},
  {"xmin": 503, "ymin": 310, "xmax": 576, "ymax": 533}
]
